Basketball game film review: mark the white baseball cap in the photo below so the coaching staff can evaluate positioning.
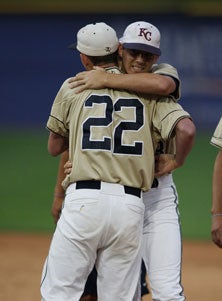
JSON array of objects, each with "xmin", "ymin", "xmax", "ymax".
[
  {"xmin": 69, "ymin": 22, "xmax": 119, "ymax": 56},
  {"xmin": 120, "ymin": 21, "xmax": 161, "ymax": 56}
]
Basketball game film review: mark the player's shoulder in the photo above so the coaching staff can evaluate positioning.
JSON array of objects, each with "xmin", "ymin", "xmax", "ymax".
[
  {"xmin": 60, "ymin": 78, "xmax": 71, "ymax": 87},
  {"xmin": 57, "ymin": 78, "xmax": 72, "ymax": 95},
  {"xmin": 155, "ymin": 97, "xmax": 191, "ymax": 120},
  {"xmin": 216, "ymin": 116, "xmax": 222, "ymax": 129},
  {"xmin": 106, "ymin": 66, "xmax": 122, "ymax": 74},
  {"xmin": 110, "ymin": 87, "xmax": 140, "ymax": 101},
  {"xmin": 151, "ymin": 63, "xmax": 179, "ymax": 79},
  {"xmin": 54, "ymin": 77, "xmax": 82, "ymax": 104},
  {"xmin": 151, "ymin": 63, "xmax": 176, "ymax": 72}
]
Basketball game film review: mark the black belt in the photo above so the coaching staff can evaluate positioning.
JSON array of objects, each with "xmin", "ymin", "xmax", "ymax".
[{"xmin": 76, "ymin": 180, "xmax": 141, "ymax": 198}]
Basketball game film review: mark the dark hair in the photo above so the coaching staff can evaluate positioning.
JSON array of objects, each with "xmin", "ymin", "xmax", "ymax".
[{"xmin": 87, "ymin": 50, "xmax": 118, "ymax": 65}]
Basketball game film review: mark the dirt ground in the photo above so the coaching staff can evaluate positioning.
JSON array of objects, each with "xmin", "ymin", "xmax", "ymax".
[{"xmin": 0, "ymin": 233, "xmax": 222, "ymax": 301}]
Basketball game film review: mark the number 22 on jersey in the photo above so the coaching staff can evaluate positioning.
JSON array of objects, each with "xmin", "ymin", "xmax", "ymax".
[{"xmin": 82, "ymin": 94, "xmax": 144, "ymax": 155}]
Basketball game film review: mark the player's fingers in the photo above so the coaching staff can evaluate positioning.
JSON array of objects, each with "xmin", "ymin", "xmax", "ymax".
[
  {"xmin": 69, "ymin": 81, "xmax": 84, "ymax": 89},
  {"xmin": 68, "ymin": 76, "xmax": 77, "ymax": 84},
  {"xmin": 74, "ymin": 86, "xmax": 88, "ymax": 94},
  {"xmin": 214, "ymin": 238, "xmax": 222, "ymax": 248},
  {"xmin": 216, "ymin": 230, "xmax": 222, "ymax": 248},
  {"xmin": 64, "ymin": 167, "xmax": 72, "ymax": 175},
  {"xmin": 64, "ymin": 161, "xmax": 72, "ymax": 173},
  {"xmin": 69, "ymin": 79, "xmax": 85, "ymax": 88},
  {"xmin": 217, "ymin": 240, "xmax": 222, "ymax": 248},
  {"xmin": 68, "ymin": 73, "xmax": 85, "ymax": 85},
  {"xmin": 69, "ymin": 82, "xmax": 77, "ymax": 89},
  {"xmin": 212, "ymin": 230, "xmax": 222, "ymax": 248},
  {"xmin": 64, "ymin": 161, "xmax": 72, "ymax": 168},
  {"xmin": 70, "ymin": 80, "xmax": 89, "ymax": 93},
  {"xmin": 75, "ymin": 71, "xmax": 87, "ymax": 78},
  {"xmin": 211, "ymin": 230, "xmax": 217, "ymax": 244}
]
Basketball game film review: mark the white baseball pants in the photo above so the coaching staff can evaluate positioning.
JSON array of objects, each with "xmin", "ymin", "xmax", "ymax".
[
  {"xmin": 40, "ymin": 181, "xmax": 144, "ymax": 301},
  {"xmin": 142, "ymin": 174, "xmax": 185, "ymax": 301}
]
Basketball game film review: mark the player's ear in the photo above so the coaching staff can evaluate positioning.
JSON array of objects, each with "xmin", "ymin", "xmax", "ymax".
[
  {"xmin": 80, "ymin": 53, "xmax": 93, "ymax": 70},
  {"xmin": 153, "ymin": 55, "xmax": 159, "ymax": 63},
  {"xmin": 118, "ymin": 44, "xmax": 123, "ymax": 58}
]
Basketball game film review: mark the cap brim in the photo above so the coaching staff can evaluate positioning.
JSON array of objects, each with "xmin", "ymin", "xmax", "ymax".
[
  {"xmin": 123, "ymin": 43, "xmax": 161, "ymax": 56},
  {"xmin": 68, "ymin": 42, "xmax": 77, "ymax": 50}
]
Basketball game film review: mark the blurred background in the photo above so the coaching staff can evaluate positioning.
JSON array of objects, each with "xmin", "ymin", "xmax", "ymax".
[{"xmin": 1, "ymin": 0, "xmax": 221, "ymax": 239}]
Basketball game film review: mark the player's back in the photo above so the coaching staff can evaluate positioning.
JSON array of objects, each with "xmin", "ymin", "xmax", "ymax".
[{"xmin": 63, "ymin": 85, "xmax": 156, "ymax": 191}]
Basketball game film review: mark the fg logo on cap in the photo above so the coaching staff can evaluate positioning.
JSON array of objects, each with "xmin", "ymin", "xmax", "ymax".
[{"xmin": 105, "ymin": 47, "xmax": 112, "ymax": 53}]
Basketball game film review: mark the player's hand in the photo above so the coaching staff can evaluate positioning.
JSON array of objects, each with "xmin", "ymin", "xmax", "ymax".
[
  {"xmin": 64, "ymin": 160, "xmax": 72, "ymax": 175},
  {"xmin": 154, "ymin": 154, "xmax": 179, "ymax": 177},
  {"xmin": 51, "ymin": 196, "xmax": 64, "ymax": 224},
  {"xmin": 211, "ymin": 216, "xmax": 222, "ymax": 248},
  {"xmin": 68, "ymin": 66, "xmax": 107, "ymax": 93}
]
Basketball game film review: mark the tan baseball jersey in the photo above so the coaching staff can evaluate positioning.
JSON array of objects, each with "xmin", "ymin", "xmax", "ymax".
[
  {"xmin": 152, "ymin": 63, "xmax": 181, "ymax": 102},
  {"xmin": 151, "ymin": 63, "xmax": 182, "ymax": 155},
  {"xmin": 211, "ymin": 117, "xmax": 222, "ymax": 149},
  {"xmin": 47, "ymin": 67, "xmax": 190, "ymax": 191}
]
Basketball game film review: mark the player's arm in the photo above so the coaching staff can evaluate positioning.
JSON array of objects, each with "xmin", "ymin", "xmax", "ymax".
[
  {"xmin": 174, "ymin": 118, "xmax": 196, "ymax": 166},
  {"xmin": 68, "ymin": 67, "xmax": 176, "ymax": 95},
  {"xmin": 48, "ymin": 132, "xmax": 69, "ymax": 156},
  {"xmin": 155, "ymin": 117, "xmax": 196, "ymax": 176},
  {"xmin": 211, "ymin": 149, "xmax": 222, "ymax": 248},
  {"xmin": 52, "ymin": 150, "xmax": 69, "ymax": 224}
]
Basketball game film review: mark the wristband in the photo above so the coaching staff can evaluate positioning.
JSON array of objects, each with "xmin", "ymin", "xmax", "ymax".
[{"xmin": 212, "ymin": 213, "xmax": 222, "ymax": 217}]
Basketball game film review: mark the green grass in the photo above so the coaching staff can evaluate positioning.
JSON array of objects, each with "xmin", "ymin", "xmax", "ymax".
[
  {"xmin": 174, "ymin": 133, "xmax": 217, "ymax": 240},
  {"xmin": 0, "ymin": 130, "xmax": 217, "ymax": 239},
  {"xmin": 0, "ymin": 129, "xmax": 59, "ymax": 233}
]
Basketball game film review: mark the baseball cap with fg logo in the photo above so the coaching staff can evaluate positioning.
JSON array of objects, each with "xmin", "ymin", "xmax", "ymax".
[{"xmin": 69, "ymin": 22, "xmax": 119, "ymax": 57}]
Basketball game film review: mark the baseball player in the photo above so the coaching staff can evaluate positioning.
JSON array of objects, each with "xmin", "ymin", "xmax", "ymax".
[
  {"xmin": 211, "ymin": 116, "xmax": 222, "ymax": 248},
  {"xmin": 66, "ymin": 21, "xmax": 195, "ymax": 301},
  {"xmin": 53, "ymin": 148, "xmax": 149, "ymax": 300},
  {"xmin": 41, "ymin": 22, "xmax": 194, "ymax": 301}
]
